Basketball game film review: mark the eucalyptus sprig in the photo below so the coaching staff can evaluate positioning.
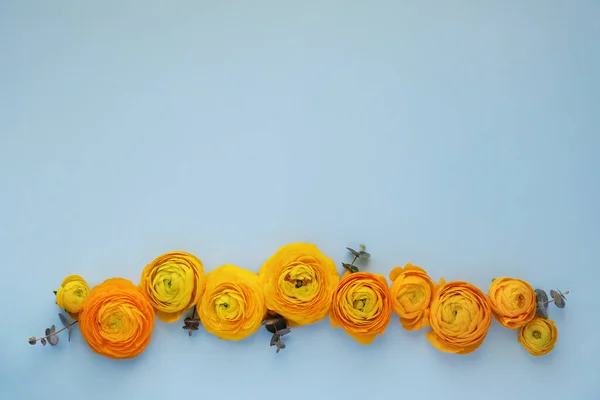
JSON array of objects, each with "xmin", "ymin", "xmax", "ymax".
[
  {"xmin": 262, "ymin": 314, "xmax": 289, "ymax": 353},
  {"xmin": 182, "ymin": 306, "xmax": 201, "ymax": 336},
  {"xmin": 535, "ymin": 288, "xmax": 570, "ymax": 319},
  {"xmin": 29, "ymin": 313, "xmax": 77, "ymax": 347},
  {"xmin": 342, "ymin": 244, "xmax": 370, "ymax": 273}
]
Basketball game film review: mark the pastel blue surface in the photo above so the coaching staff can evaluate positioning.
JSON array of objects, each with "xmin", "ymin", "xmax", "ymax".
[{"xmin": 1, "ymin": 1, "xmax": 599, "ymax": 399}]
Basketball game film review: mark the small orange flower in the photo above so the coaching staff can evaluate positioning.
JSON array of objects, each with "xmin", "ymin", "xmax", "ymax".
[
  {"xmin": 79, "ymin": 278, "xmax": 155, "ymax": 359},
  {"xmin": 389, "ymin": 263, "xmax": 441, "ymax": 330},
  {"xmin": 426, "ymin": 281, "xmax": 492, "ymax": 354},
  {"xmin": 488, "ymin": 277, "xmax": 536, "ymax": 329},
  {"xmin": 518, "ymin": 317, "xmax": 558, "ymax": 356},
  {"xmin": 330, "ymin": 272, "xmax": 392, "ymax": 345}
]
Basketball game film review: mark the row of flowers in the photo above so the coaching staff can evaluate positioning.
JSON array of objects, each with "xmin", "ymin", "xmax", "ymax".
[{"xmin": 34, "ymin": 243, "xmax": 561, "ymax": 359}]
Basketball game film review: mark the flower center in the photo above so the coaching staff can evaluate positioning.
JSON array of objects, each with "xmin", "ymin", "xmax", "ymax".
[{"xmin": 533, "ymin": 330, "xmax": 541, "ymax": 339}]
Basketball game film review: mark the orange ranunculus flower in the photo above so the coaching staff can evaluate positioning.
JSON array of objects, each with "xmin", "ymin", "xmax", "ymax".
[
  {"xmin": 330, "ymin": 272, "xmax": 392, "ymax": 345},
  {"xmin": 139, "ymin": 251, "xmax": 206, "ymax": 323},
  {"xmin": 518, "ymin": 317, "xmax": 558, "ymax": 356},
  {"xmin": 487, "ymin": 277, "xmax": 536, "ymax": 329},
  {"xmin": 389, "ymin": 263, "xmax": 441, "ymax": 330},
  {"xmin": 426, "ymin": 281, "xmax": 492, "ymax": 354},
  {"xmin": 55, "ymin": 274, "xmax": 90, "ymax": 320},
  {"xmin": 199, "ymin": 265, "xmax": 266, "ymax": 340},
  {"xmin": 79, "ymin": 278, "xmax": 155, "ymax": 359},
  {"xmin": 259, "ymin": 243, "xmax": 339, "ymax": 327}
]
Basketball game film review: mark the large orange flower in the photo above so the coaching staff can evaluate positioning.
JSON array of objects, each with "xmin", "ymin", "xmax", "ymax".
[
  {"xmin": 79, "ymin": 278, "xmax": 155, "ymax": 359},
  {"xmin": 259, "ymin": 243, "xmax": 339, "ymax": 327},
  {"xmin": 487, "ymin": 277, "xmax": 536, "ymax": 329},
  {"xmin": 389, "ymin": 263, "xmax": 441, "ymax": 330},
  {"xmin": 330, "ymin": 272, "xmax": 392, "ymax": 344},
  {"xmin": 199, "ymin": 265, "xmax": 266, "ymax": 340},
  {"xmin": 426, "ymin": 281, "xmax": 492, "ymax": 354}
]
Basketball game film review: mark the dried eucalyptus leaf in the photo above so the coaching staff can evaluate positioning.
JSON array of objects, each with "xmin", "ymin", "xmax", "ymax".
[
  {"xmin": 550, "ymin": 290, "xmax": 566, "ymax": 308},
  {"xmin": 341, "ymin": 262, "xmax": 353, "ymax": 269},
  {"xmin": 265, "ymin": 316, "xmax": 287, "ymax": 333},
  {"xmin": 28, "ymin": 336, "xmax": 37, "ymax": 345},
  {"xmin": 45, "ymin": 328, "xmax": 51, "ymax": 337},
  {"xmin": 49, "ymin": 335, "xmax": 59, "ymax": 346},
  {"xmin": 346, "ymin": 247, "xmax": 359, "ymax": 257},
  {"xmin": 262, "ymin": 318, "xmax": 280, "ymax": 326},
  {"xmin": 182, "ymin": 325, "xmax": 191, "ymax": 330},
  {"xmin": 59, "ymin": 313, "xmax": 70, "ymax": 329},
  {"xmin": 50, "ymin": 325, "xmax": 56, "ymax": 334},
  {"xmin": 535, "ymin": 289, "xmax": 549, "ymax": 318},
  {"xmin": 278, "ymin": 341, "xmax": 286, "ymax": 350},
  {"xmin": 41, "ymin": 338, "xmax": 47, "ymax": 346},
  {"xmin": 53, "ymin": 290, "xmax": 57, "ymax": 295},
  {"xmin": 275, "ymin": 328, "xmax": 291, "ymax": 336},
  {"xmin": 270, "ymin": 334, "xmax": 279, "ymax": 346},
  {"xmin": 68, "ymin": 328, "xmax": 71, "ymax": 343},
  {"xmin": 358, "ymin": 251, "xmax": 370, "ymax": 259},
  {"xmin": 350, "ymin": 266, "xmax": 359, "ymax": 273}
]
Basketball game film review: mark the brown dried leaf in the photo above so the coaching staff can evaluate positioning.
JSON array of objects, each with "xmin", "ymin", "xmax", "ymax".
[
  {"xmin": 28, "ymin": 336, "xmax": 37, "ymax": 345},
  {"xmin": 48, "ymin": 334, "xmax": 59, "ymax": 346},
  {"xmin": 41, "ymin": 338, "xmax": 47, "ymax": 346}
]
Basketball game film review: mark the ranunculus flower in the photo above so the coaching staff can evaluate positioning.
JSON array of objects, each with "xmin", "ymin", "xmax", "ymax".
[
  {"xmin": 79, "ymin": 278, "xmax": 155, "ymax": 359},
  {"xmin": 487, "ymin": 277, "xmax": 536, "ymax": 329},
  {"xmin": 55, "ymin": 274, "xmax": 90, "ymax": 320},
  {"xmin": 330, "ymin": 272, "xmax": 392, "ymax": 345},
  {"xmin": 198, "ymin": 264, "xmax": 266, "ymax": 340},
  {"xmin": 259, "ymin": 243, "xmax": 339, "ymax": 327},
  {"xmin": 426, "ymin": 281, "xmax": 492, "ymax": 354},
  {"xmin": 518, "ymin": 317, "xmax": 558, "ymax": 356},
  {"xmin": 389, "ymin": 263, "xmax": 441, "ymax": 330},
  {"xmin": 139, "ymin": 251, "xmax": 206, "ymax": 323}
]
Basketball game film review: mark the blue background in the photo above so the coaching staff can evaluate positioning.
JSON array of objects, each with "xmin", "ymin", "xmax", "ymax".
[{"xmin": 1, "ymin": 1, "xmax": 599, "ymax": 399}]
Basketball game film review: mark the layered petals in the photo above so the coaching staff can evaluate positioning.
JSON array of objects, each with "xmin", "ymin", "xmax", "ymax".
[
  {"xmin": 330, "ymin": 272, "xmax": 392, "ymax": 344},
  {"xmin": 426, "ymin": 281, "xmax": 492, "ymax": 354},
  {"xmin": 259, "ymin": 243, "xmax": 339, "ymax": 326},
  {"xmin": 389, "ymin": 263, "xmax": 441, "ymax": 330},
  {"xmin": 518, "ymin": 317, "xmax": 558, "ymax": 356},
  {"xmin": 199, "ymin": 265, "xmax": 266, "ymax": 340},
  {"xmin": 140, "ymin": 251, "xmax": 206, "ymax": 323},
  {"xmin": 488, "ymin": 277, "xmax": 536, "ymax": 329},
  {"xmin": 79, "ymin": 278, "xmax": 155, "ymax": 359}
]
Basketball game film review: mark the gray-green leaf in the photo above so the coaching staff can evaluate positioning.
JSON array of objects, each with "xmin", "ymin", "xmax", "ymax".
[
  {"xmin": 50, "ymin": 325, "xmax": 56, "ymax": 334},
  {"xmin": 45, "ymin": 328, "xmax": 51, "ymax": 337},
  {"xmin": 346, "ymin": 247, "xmax": 359, "ymax": 257},
  {"xmin": 535, "ymin": 289, "xmax": 549, "ymax": 318},
  {"xmin": 350, "ymin": 266, "xmax": 359, "ymax": 273},
  {"xmin": 48, "ymin": 334, "xmax": 58, "ymax": 346},
  {"xmin": 358, "ymin": 251, "xmax": 370, "ymax": 259}
]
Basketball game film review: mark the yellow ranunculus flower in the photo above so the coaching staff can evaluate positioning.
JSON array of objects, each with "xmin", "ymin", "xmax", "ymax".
[
  {"xmin": 55, "ymin": 274, "xmax": 90, "ymax": 320},
  {"xmin": 199, "ymin": 265, "xmax": 266, "ymax": 340},
  {"xmin": 389, "ymin": 263, "xmax": 441, "ymax": 330},
  {"xmin": 487, "ymin": 277, "xmax": 536, "ymax": 329},
  {"xmin": 426, "ymin": 281, "xmax": 492, "ymax": 354},
  {"xmin": 259, "ymin": 243, "xmax": 339, "ymax": 327},
  {"xmin": 518, "ymin": 317, "xmax": 558, "ymax": 356},
  {"xmin": 139, "ymin": 251, "xmax": 206, "ymax": 323},
  {"xmin": 330, "ymin": 271, "xmax": 392, "ymax": 345}
]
